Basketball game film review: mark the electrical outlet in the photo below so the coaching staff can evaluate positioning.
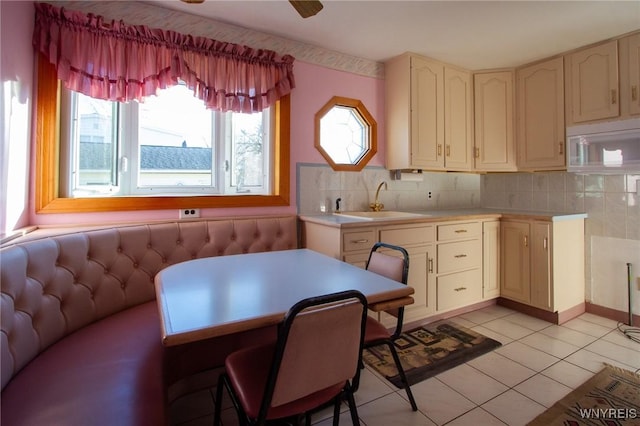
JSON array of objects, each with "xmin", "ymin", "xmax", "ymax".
[{"xmin": 179, "ymin": 208, "xmax": 200, "ymax": 219}]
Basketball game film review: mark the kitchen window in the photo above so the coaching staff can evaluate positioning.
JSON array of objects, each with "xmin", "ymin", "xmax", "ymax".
[
  {"xmin": 34, "ymin": 58, "xmax": 290, "ymax": 213},
  {"xmin": 60, "ymin": 84, "xmax": 272, "ymax": 198}
]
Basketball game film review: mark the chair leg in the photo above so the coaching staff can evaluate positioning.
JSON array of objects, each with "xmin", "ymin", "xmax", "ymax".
[
  {"xmin": 332, "ymin": 394, "xmax": 341, "ymax": 426},
  {"xmin": 387, "ymin": 341, "xmax": 418, "ymax": 411},
  {"xmin": 343, "ymin": 384, "xmax": 360, "ymax": 426},
  {"xmin": 214, "ymin": 374, "xmax": 226, "ymax": 426}
]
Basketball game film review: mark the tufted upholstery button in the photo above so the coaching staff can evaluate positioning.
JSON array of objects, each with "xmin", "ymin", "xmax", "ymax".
[
  {"xmin": 191, "ymin": 254, "xmax": 196, "ymax": 259},
  {"xmin": 205, "ymin": 237, "xmax": 210, "ymax": 243},
  {"xmin": 217, "ymin": 250, "xmax": 224, "ymax": 256},
  {"xmin": 242, "ymin": 249, "xmax": 249, "ymax": 254},
  {"xmin": 147, "ymin": 244, "xmax": 152, "ymax": 249},
  {"xmin": 176, "ymin": 240, "xmax": 181, "ymax": 245},
  {"xmin": 121, "ymin": 284, "xmax": 126, "ymax": 289},
  {"xmin": 117, "ymin": 247, "xmax": 122, "ymax": 253},
  {"xmin": 133, "ymin": 263, "xmax": 139, "ymax": 268},
  {"xmin": 254, "ymin": 232, "xmax": 260, "ymax": 238},
  {"xmin": 230, "ymin": 234, "xmax": 236, "ymax": 241},
  {"xmin": 276, "ymin": 231, "xmax": 282, "ymax": 237},
  {"xmin": 104, "ymin": 268, "xmax": 109, "ymax": 274},
  {"xmin": 162, "ymin": 258, "xmax": 167, "ymax": 263}
]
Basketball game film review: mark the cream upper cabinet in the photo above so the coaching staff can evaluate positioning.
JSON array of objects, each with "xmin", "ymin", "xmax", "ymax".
[
  {"xmin": 516, "ymin": 57, "xmax": 565, "ymax": 170},
  {"xmin": 473, "ymin": 71, "xmax": 517, "ymax": 171},
  {"xmin": 566, "ymin": 40, "xmax": 619, "ymax": 124},
  {"xmin": 386, "ymin": 53, "xmax": 472, "ymax": 171},
  {"xmin": 620, "ymin": 33, "xmax": 640, "ymax": 117},
  {"xmin": 444, "ymin": 66, "xmax": 474, "ymax": 170}
]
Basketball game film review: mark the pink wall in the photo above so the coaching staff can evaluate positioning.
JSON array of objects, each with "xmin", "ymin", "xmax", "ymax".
[{"xmin": 28, "ymin": 59, "xmax": 385, "ymax": 226}]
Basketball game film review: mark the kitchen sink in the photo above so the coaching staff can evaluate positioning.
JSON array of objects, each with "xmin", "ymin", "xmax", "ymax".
[{"xmin": 335, "ymin": 211, "xmax": 427, "ymax": 220}]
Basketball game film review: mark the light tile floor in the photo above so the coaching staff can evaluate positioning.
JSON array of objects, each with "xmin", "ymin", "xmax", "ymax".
[{"xmin": 169, "ymin": 306, "xmax": 640, "ymax": 426}]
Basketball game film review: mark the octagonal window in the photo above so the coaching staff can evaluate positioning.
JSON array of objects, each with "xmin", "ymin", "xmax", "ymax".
[{"xmin": 314, "ymin": 96, "xmax": 377, "ymax": 171}]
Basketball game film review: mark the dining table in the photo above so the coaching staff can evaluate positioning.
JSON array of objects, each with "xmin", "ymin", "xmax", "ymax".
[{"xmin": 155, "ymin": 248, "xmax": 415, "ymax": 346}]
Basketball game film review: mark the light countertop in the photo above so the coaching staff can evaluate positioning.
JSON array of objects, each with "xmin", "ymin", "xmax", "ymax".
[{"xmin": 298, "ymin": 208, "xmax": 587, "ymax": 228}]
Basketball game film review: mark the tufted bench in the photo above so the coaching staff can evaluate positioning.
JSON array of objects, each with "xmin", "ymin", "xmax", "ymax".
[{"xmin": 0, "ymin": 215, "xmax": 297, "ymax": 426}]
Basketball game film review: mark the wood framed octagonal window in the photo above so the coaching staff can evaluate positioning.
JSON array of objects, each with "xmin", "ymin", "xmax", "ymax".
[{"xmin": 314, "ymin": 96, "xmax": 377, "ymax": 171}]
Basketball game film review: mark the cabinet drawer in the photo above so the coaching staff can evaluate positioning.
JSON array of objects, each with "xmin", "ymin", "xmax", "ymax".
[
  {"xmin": 437, "ymin": 222, "xmax": 482, "ymax": 241},
  {"xmin": 437, "ymin": 269, "xmax": 482, "ymax": 311},
  {"xmin": 342, "ymin": 230, "xmax": 376, "ymax": 252},
  {"xmin": 380, "ymin": 226, "xmax": 434, "ymax": 246},
  {"xmin": 437, "ymin": 239, "xmax": 481, "ymax": 273}
]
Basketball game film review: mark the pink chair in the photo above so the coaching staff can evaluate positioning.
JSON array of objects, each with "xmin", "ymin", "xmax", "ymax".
[
  {"xmin": 359, "ymin": 242, "xmax": 418, "ymax": 411},
  {"xmin": 214, "ymin": 290, "xmax": 368, "ymax": 426}
]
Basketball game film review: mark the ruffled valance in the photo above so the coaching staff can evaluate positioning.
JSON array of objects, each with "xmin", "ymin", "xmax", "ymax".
[{"xmin": 32, "ymin": 2, "xmax": 295, "ymax": 113}]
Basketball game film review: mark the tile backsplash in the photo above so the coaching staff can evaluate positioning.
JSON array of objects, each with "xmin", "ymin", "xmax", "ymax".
[{"xmin": 297, "ymin": 164, "xmax": 481, "ymax": 214}]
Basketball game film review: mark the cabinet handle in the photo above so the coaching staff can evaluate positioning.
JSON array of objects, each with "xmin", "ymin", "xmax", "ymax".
[
  {"xmin": 454, "ymin": 254, "xmax": 468, "ymax": 258},
  {"xmin": 454, "ymin": 287, "xmax": 467, "ymax": 292},
  {"xmin": 454, "ymin": 229, "xmax": 467, "ymax": 234},
  {"xmin": 559, "ymin": 142, "xmax": 564, "ymax": 155},
  {"xmin": 437, "ymin": 144, "xmax": 442, "ymax": 156},
  {"xmin": 543, "ymin": 237, "xmax": 548, "ymax": 250},
  {"xmin": 611, "ymin": 89, "xmax": 617, "ymax": 105},
  {"xmin": 524, "ymin": 236, "xmax": 528, "ymax": 247},
  {"xmin": 428, "ymin": 258, "xmax": 433, "ymax": 273},
  {"xmin": 632, "ymin": 86, "xmax": 638, "ymax": 102},
  {"xmin": 446, "ymin": 145, "xmax": 451, "ymax": 157},
  {"xmin": 351, "ymin": 239, "xmax": 369, "ymax": 244},
  {"xmin": 474, "ymin": 147, "xmax": 480, "ymax": 158}
]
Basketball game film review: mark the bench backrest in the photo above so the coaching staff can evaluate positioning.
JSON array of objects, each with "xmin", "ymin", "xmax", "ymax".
[{"xmin": 0, "ymin": 216, "xmax": 297, "ymax": 390}]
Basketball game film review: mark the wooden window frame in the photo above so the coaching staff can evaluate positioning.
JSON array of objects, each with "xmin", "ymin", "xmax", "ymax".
[{"xmin": 34, "ymin": 55, "xmax": 290, "ymax": 214}]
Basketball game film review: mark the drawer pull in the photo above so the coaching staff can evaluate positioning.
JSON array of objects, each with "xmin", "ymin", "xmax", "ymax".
[
  {"xmin": 350, "ymin": 239, "xmax": 369, "ymax": 244},
  {"xmin": 454, "ymin": 254, "xmax": 467, "ymax": 258},
  {"xmin": 454, "ymin": 287, "xmax": 467, "ymax": 292},
  {"xmin": 611, "ymin": 89, "xmax": 617, "ymax": 105},
  {"xmin": 428, "ymin": 258, "xmax": 434, "ymax": 273},
  {"xmin": 632, "ymin": 85, "xmax": 638, "ymax": 102},
  {"xmin": 454, "ymin": 229, "xmax": 468, "ymax": 234}
]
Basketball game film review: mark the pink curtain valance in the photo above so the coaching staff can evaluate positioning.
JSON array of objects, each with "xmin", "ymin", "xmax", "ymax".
[{"xmin": 32, "ymin": 2, "xmax": 295, "ymax": 113}]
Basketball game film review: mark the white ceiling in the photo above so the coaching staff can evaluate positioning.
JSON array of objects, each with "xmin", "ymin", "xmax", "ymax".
[{"xmin": 145, "ymin": 0, "xmax": 640, "ymax": 70}]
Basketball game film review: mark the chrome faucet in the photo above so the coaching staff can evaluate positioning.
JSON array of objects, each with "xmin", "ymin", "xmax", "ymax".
[{"xmin": 370, "ymin": 181, "xmax": 387, "ymax": 212}]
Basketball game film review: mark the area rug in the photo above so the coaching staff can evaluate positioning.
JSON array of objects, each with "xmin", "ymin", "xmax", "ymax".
[
  {"xmin": 363, "ymin": 321, "xmax": 501, "ymax": 388},
  {"xmin": 527, "ymin": 364, "xmax": 640, "ymax": 426}
]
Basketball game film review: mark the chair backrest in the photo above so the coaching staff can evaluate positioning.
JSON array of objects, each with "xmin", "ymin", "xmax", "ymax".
[
  {"xmin": 366, "ymin": 242, "xmax": 409, "ymax": 336},
  {"xmin": 264, "ymin": 290, "xmax": 368, "ymax": 410},
  {"xmin": 366, "ymin": 242, "xmax": 409, "ymax": 285}
]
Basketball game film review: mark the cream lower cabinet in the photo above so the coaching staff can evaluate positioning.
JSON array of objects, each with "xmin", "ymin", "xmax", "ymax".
[
  {"xmin": 435, "ymin": 221, "xmax": 483, "ymax": 311},
  {"xmin": 482, "ymin": 220, "xmax": 501, "ymax": 299},
  {"xmin": 302, "ymin": 222, "xmax": 436, "ymax": 324},
  {"xmin": 301, "ymin": 218, "xmax": 495, "ymax": 323},
  {"xmin": 500, "ymin": 218, "xmax": 585, "ymax": 314}
]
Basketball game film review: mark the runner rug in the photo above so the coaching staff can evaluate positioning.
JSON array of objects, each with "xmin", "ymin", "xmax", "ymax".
[
  {"xmin": 363, "ymin": 321, "xmax": 501, "ymax": 388},
  {"xmin": 527, "ymin": 364, "xmax": 640, "ymax": 426}
]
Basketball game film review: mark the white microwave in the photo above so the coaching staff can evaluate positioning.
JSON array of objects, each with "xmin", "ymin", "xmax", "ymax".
[{"xmin": 566, "ymin": 118, "xmax": 640, "ymax": 173}]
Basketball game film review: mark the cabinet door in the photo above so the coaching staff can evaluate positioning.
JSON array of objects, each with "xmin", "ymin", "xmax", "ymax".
[
  {"xmin": 411, "ymin": 56, "xmax": 444, "ymax": 169},
  {"xmin": 483, "ymin": 221, "xmax": 500, "ymax": 299},
  {"xmin": 444, "ymin": 66, "xmax": 473, "ymax": 170},
  {"xmin": 517, "ymin": 57, "xmax": 565, "ymax": 169},
  {"xmin": 474, "ymin": 71, "xmax": 516, "ymax": 171},
  {"xmin": 500, "ymin": 221, "xmax": 530, "ymax": 303},
  {"xmin": 620, "ymin": 33, "xmax": 640, "ymax": 117},
  {"xmin": 569, "ymin": 40, "xmax": 619, "ymax": 123},
  {"xmin": 530, "ymin": 222, "xmax": 552, "ymax": 311}
]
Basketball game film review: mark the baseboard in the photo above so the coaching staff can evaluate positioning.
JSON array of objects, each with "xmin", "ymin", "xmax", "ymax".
[
  {"xmin": 496, "ymin": 298, "xmax": 585, "ymax": 325},
  {"xmin": 404, "ymin": 298, "xmax": 498, "ymax": 330},
  {"xmin": 585, "ymin": 302, "xmax": 640, "ymax": 327}
]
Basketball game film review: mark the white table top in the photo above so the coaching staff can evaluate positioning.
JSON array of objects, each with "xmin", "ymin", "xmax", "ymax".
[{"xmin": 155, "ymin": 249, "xmax": 414, "ymax": 346}]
